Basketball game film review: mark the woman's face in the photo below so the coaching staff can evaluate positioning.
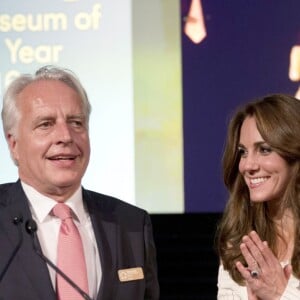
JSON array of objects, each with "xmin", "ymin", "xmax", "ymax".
[{"xmin": 238, "ymin": 116, "xmax": 292, "ymax": 203}]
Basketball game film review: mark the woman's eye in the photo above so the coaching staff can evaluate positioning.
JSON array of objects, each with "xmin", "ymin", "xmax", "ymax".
[
  {"xmin": 237, "ymin": 147, "xmax": 246, "ymax": 157},
  {"xmin": 260, "ymin": 146, "xmax": 272, "ymax": 154}
]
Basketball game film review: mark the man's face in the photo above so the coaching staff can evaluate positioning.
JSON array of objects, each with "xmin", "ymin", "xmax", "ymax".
[{"xmin": 8, "ymin": 79, "xmax": 90, "ymax": 200}]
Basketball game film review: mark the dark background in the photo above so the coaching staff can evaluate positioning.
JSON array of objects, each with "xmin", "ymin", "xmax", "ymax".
[
  {"xmin": 182, "ymin": 0, "xmax": 300, "ymax": 212},
  {"xmin": 153, "ymin": 1, "xmax": 300, "ymax": 299}
]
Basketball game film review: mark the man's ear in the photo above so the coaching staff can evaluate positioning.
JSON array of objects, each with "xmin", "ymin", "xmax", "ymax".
[{"xmin": 7, "ymin": 133, "xmax": 19, "ymax": 164}]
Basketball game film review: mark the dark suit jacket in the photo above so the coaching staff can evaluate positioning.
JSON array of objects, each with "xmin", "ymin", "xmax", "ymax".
[{"xmin": 0, "ymin": 180, "xmax": 159, "ymax": 300}]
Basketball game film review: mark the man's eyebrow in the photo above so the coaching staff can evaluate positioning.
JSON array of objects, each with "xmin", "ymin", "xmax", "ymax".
[
  {"xmin": 66, "ymin": 114, "xmax": 86, "ymax": 120},
  {"xmin": 33, "ymin": 115, "xmax": 55, "ymax": 122}
]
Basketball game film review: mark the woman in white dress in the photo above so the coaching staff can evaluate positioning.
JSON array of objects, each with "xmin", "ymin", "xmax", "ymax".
[{"xmin": 216, "ymin": 94, "xmax": 300, "ymax": 299}]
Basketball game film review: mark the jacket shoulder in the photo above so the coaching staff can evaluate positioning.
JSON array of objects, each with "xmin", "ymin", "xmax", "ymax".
[
  {"xmin": 0, "ymin": 181, "xmax": 20, "ymax": 206},
  {"xmin": 83, "ymin": 189, "xmax": 149, "ymax": 219}
]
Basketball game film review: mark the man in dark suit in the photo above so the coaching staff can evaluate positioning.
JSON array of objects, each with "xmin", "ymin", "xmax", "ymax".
[{"xmin": 0, "ymin": 65, "xmax": 159, "ymax": 300}]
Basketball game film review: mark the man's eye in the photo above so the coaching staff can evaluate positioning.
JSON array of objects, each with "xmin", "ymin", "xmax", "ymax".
[
  {"xmin": 70, "ymin": 120, "xmax": 83, "ymax": 127},
  {"xmin": 39, "ymin": 121, "xmax": 52, "ymax": 128}
]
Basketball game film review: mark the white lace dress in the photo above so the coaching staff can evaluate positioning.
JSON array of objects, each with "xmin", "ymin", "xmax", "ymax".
[{"xmin": 217, "ymin": 264, "xmax": 300, "ymax": 299}]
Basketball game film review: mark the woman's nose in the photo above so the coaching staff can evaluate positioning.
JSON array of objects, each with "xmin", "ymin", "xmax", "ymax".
[{"xmin": 240, "ymin": 154, "xmax": 259, "ymax": 173}]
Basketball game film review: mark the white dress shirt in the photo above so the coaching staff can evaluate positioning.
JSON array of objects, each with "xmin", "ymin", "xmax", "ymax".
[{"xmin": 21, "ymin": 181, "xmax": 102, "ymax": 299}]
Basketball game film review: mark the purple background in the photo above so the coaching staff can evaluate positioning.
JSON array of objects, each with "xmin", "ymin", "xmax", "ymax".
[{"xmin": 181, "ymin": 0, "xmax": 300, "ymax": 212}]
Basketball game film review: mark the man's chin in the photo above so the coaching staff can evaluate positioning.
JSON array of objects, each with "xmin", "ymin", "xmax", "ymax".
[{"xmin": 49, "ymin": 179, "xmax": 81, "ymax": 191}]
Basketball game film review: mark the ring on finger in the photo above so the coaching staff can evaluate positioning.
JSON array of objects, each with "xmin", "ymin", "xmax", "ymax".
[{"xmin": 250, "ymin": 269, "xmax": 260, "ymax": 278}]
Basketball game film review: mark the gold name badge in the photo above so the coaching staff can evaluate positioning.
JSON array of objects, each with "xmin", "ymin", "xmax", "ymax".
[{"xmin": 118, "ymin": 267, "xmax": 144, "ymax": 282}]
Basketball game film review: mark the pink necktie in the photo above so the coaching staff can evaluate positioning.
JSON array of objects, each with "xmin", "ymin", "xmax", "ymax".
[{"xmin": 52, "ymin": 203, "xmax": 89, "ymax": 300}]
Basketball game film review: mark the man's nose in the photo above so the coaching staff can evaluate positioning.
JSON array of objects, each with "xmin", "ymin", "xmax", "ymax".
[{"xmin": 55, "ymin": 122, "xmax": 73, "ymax": 144}]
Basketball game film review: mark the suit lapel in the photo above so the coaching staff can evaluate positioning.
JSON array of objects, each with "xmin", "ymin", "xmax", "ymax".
[
  {"xmin": 84, "ymin": 189, "xmax": 119, "ymax": 300},
  {"xmin": 0, "ymin": 181, "xmax": 55, "ymax": 299}
]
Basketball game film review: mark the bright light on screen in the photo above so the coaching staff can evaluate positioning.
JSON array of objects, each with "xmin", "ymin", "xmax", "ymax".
[{"xmin": 0, "ymin": 0, "xmax": 183, "ymax": 213}]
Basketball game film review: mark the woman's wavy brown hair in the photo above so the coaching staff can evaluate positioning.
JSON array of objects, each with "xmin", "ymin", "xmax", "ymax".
[{"xmin": 215, "ymin": 94, "xmax": 300, "ymax": 285}]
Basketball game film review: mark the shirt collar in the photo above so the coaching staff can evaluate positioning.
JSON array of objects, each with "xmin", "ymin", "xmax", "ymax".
[{"xmin": 21, "ymin": 181, "xmax": 88, "ymax": 224}]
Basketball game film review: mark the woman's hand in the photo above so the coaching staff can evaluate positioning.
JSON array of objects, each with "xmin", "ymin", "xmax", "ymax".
[
  {"xmin": 235, "ymin": 231, "xmax": 292, "ymax": 300},
  {"xmin": 246, "ymin": 284, "xmax": 259, "ymax": 300}
]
